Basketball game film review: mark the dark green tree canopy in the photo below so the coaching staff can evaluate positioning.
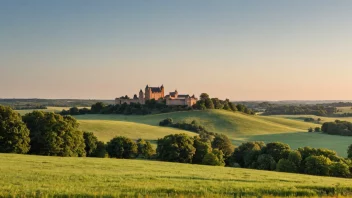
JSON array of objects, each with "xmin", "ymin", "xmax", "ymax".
[
  {"xmin": 211, "ymin": 134, "xmax": 234, "ymax": 158},
  {"xmin": 0, "ymin": 105, "xmax": 30, "ymax": 154},
  {"xmin": 106, "ymin": 136, "xmax": 138, "ymax": 159},
  {"xmin": 136, "ymin": 139, "xmax": 155, "ymax": 159},
  {"xmin": 22, "ymin": 111, "xmax": 86, "ymax": 157},
  {"xmin": 83, "ymin": 132, "xmax": 98, "ymax": 157},
  {"xmin": 156, "ymin": 133, "xmax": 196, "ymax": 163}
]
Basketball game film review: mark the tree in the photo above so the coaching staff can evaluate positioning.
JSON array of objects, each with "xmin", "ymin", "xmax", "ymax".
[
  {"xmin": 304, "ymin": 155, "xmax": 331, "ymax": 176},
  {"xmin": 329, "ymin": 162, "xmax": 351, "ymax": 178},
  {"xmin": 91, "ymin": 102, "xmax": 106, "ymax": 113},
  {"xmin": 348, "ymin": 144, "xmax": 352, "ymax": 159},
  {"xmin": 136, "ymin": 139, "xmax": 155, "ymax": 159},
  {"xmin": 83, "ymin": 132, "xmax": 98, "ymax": 157},
  {"xmin": 228, "ymin": 102, "xmax": 238, "ymax": 112},
  {"xmin": 308, "ymin": 127, "xmax": 313, "ymax": 132},
  {"xmin": 204, "ymin": 98, "xmax": 214, "ymax": 109},
  {"xmin": 0, "ymin": 105, "xmax": 30, "ymax": 154},
  {"xmin": 156, "ymin": 134, "xmax": 196, "ymax": 163},
  {"xmin": 314, "ymin": 127, "xmax": 321, "ymax": 132},
  {"xmin": 91, "ymin": 141, "xmax": 107, "ymax": 158},
  {"xmin": 202, "ymin": 149, "xmax": 225, "ymax": 166},
  {"xmin": 230, "ymin": 141, "xmax": 265, "ymax": 167},
  {"xmin": 256, "ymin": 154, "xmax": 276, "ymax": 170},
  {"xmin": 211, "ymin": 134, "xmax": 234, "ymax": 159},
  {"xmin": 288, "ymin": 150, "xmax": 302, "ymax": 168},
  {"xmin": 200, "ymin": 93, "xmax": 210, "ymax": 100},
  {"xmin": 262, "ymin": 142, "xmax": 290, "ymax": 162},
  {"xmin": 276, "ymin": 159, "xmax": 297, "ymax": 173},
  {"xmin": 106, "ymin": 136, "xmax": 138, "ymax": 159},
  {"xmin": 192, "ymin": 138, "xmax": 211, "ymax": 164},
  {"xmin": 211, "ymin": 98, "xmax": 223, "ymax": 109},
  {"xmin": 23, "ymin": 111, "xmax": 86, "ymax": 157}
]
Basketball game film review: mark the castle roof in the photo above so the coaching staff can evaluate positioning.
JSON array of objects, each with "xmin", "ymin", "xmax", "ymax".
[{"xmin": 150, "ymin": 87, "xmax": 162, "ymax": 93}]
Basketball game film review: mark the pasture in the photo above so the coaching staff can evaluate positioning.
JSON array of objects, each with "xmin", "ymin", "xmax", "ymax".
[
  {"xmin": 75, "ymin": 110, "xmax": 352, "ymax": 157},
  {"xmin": 1, "ymin": 154, "xmax": 352, "ymax": 197}
]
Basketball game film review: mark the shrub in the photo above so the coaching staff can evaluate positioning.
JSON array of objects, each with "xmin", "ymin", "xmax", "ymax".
[
  {"xmin": 308, "ymin": 127, "xmax": 313, "ymax": 132},
  {"xmin": 192, "ymin": 138, "xmax": 211, "ymax": 164},
  {"xmin": 329, "ymin": 162, "xmax": 351, "ymax": 178},
  {"xmin": 230, "ymin": 141, "xmax": 265, "ymax": 167},
  {"xmin": 159, "ymin": 118, "xmax": 173, "ymax": 126},
  {"xmin": 314, "ymin": 127, "xmax": 321, "ymax": 132},
  {"xmin": 202, "ymin": 149, "xmax": 225, "ymax": 166},
  {"xmin": 83, "ymin": 132, "xmax": 98, "ymax": 157},
  {"xmin": 262, "ymin": 142, "xmax": 290, "ymax": 162},
  {"xmin": 91, "ymin": 141, "xmax": 107, "ymax": 158},
  {"xmin": 256, "ymin": 154, "xmax": 276, "ymax": 170},
  {"xmin": 288, "ymin": 150, "xmax": 302, "ymax": 168},
  {"xmin": 348, "ymin": 144, "xmax": 352, "ymax": 159},
  {"xmin": 276, "ymin": 159, "xmax": 297, "ymax": 173},
  {"xmin": 211, "ymin": 134, "xmax": 234, "ymax": 158},
  {"xmin": 156, "ymin": 134, "xmax": 196, "ymax": 163},
  {"xmin": 136, "ymin": 139, "xmax": 155, "ymax": 159},
  {"xmin": 106, "ymin": 136, "xmax": 138, "ymax": 159},
  {"xmin": 304, "ymin": 155, "xmax": 331, "ymax": 176},
  {"xmin": 0, "ymin": 105, "xmax": 30, "ymax": 154},
  {"xmin": 23, "ymin": 112, "xmax": 86, "ymax": 157}
]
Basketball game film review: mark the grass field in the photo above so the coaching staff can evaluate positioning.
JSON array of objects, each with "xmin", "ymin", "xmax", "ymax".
[
  {"xmin": 75, "ymin": 110, "xmax": 352, "ymax": 157},
  {"xmin": 1, "ymin": 154, "xmax": 352, "ymax": 198},
  {"xmin": 336, "ymin": 106, "xmax": 352, "ymax": 114},
  {"xmin": 16, "ymin": 106, "xmax": 71, "ymax": 115}
]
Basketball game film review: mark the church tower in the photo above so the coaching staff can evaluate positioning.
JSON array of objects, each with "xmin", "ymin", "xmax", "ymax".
[{"xmin": 139, "ymin": 89, "xmax": 144, "ymax": 104}]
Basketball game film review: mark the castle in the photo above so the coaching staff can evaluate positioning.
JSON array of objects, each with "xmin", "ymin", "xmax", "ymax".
[{"xmin": 115, "ymin": 85, "xmax": 198, "ymax": 107}]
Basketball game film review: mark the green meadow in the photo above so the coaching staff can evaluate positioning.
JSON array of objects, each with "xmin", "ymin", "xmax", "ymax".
[
  {"xmin": 75, "ymin": 110, "xmax": 352, "ymax": 157},
  {"xmin": 1, "ymin": 153, "xmax": 352, "ymax": 198}
]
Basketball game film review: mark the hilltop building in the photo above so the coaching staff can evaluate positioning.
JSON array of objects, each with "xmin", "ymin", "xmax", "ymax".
[{"xmin": 115, "ymin": 85, "xmax": 197, "ymax": 107}]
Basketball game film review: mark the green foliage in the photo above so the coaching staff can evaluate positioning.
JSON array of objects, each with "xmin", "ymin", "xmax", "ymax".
[
  {"xmin": 156, "ymin": 134, "xmax": 196, "ymax": 163},
  {"xmin": 0, "ymin": 105, "xmax": 30, "ymax": 154},
  {"xmin": 202, "ymin": 149, "xmax": 225, "ymax": 166},
  {"xmin": 262, "ymin": 142, "xmax": 290, "ymax": 162},
  {"xmin": 230, "ymin": 141, "xmax": 265, "ymax": 167},
  {"xmin": 159, "ymin": 118, "xmax": 173, "ymax": 126},
  {"xmin": 192, "ymin": 138, "xmax": 211, "ymax": 164},
  {"xmin": 199, "ymin": 93, "xmax": 210, "ymax": 100},
  {"xmin": 211, "ymin": 98, "xmax": 224, "ymax": 109},
  {"xmin": 211, "ymin": 134, "xmax": 234, "ymax": 159},
  {"xmin": 288, "ymin": 150, "xmax": 302, "ymax": 168},
  {"xmin": 322, "ymin": 120, "xmax": 352, "ymax": 136},
  {"xmin": 23, "ymin": 111, "xmax": 86, "ymax": 157},
  {"xmin": 204, "ymin": 98, "xmax": 215, "ymax": 109},
  {"xmin": 83, "ymin": 132, "xmax": 98, "ymax": 157},
  {"xmin": 308, "ymin": 127, "xmax": 313, "ymax": 132},
  {"xmin": 329, "ymin": 162, "xmax": 351, "ymax": 178},
  {"xmin": 348, "ymin": 144, "xmax": 352, "ymax": 159},
  {"xmin": 304, "ymin": 155, "xmax": 331, "ymax": 176},
  {"xmin": 91, "ymin": 141, "xmax": 107, "ymax": 158},
  {"xmin": 106, "ymin": 136, "xmax": 138, "ymax": 159},
  {"xmin": 314, "ymin": 127, "xmax": 321, "ymax": 132},
  {"xmin": 276, "ymin": 159, "xmax": 297, "ymax": 173},
  {"xmin": 256, "ymin": 154, "xmax": 276, "ymax": 170},
  {"xmin": 136, "ymin": 139, "xmax": 155, "ymax": 159},
  {"xmin": 91, "ymin": 102, "xmax": 106, "ymax": 113}
]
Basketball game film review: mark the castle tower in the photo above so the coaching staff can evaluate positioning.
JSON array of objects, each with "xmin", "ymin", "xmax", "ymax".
[
  {"xmin": 145, "ymin": 85, "xmax": 151, "ymax": 100},
  {"xmin": 139, "ymin": 89, "xmax": 144, "ymax": 104},
  {"xmin": 161, "ymin": 85, "xmax": 165, "ymax": 98}
]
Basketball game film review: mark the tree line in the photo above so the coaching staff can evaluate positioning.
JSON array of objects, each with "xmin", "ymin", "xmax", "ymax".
[
  {"xmin": 321, "ymin": 120, "xmax": 352, "ymax": 136},
  {"xmin": 61, "ymin": 93, "xmax": 255, "ymax": 116},
  {"xmin": 263, "ymin": 105, "xmax": 336, "ymax": 116}
]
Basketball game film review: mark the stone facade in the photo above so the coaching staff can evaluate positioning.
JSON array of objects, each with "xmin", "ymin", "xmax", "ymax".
[{"xmin": 115, "ymin": 85, "xmax": 197, "ymax": 107}]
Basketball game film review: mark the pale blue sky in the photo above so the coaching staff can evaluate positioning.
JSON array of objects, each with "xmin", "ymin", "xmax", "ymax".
[{"xmin": 1, "ymin": 1, "xmax": 352, "ymax": 100}]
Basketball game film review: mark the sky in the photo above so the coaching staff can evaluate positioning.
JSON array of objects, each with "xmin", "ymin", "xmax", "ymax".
[{"xmin": 1, "ymin": 0, "xmax": 352, "ymax": 100}]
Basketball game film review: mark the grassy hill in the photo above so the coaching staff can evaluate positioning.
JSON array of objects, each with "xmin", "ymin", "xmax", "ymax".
[
  {"xmin": 75, "ymin": 110, "xmax": 352, "ymax": 157},
  {"xmin": 1, "ymin": 154, "xmax": 352, "ymax": 197}
]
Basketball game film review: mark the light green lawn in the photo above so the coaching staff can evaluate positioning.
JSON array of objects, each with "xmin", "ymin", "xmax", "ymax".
[{"xmin": 1, "ymin": 154, "xmax": 352, "ymax": 197}]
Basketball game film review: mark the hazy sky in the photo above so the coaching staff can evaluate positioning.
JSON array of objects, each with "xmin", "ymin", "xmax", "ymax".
[{"xmin": 1, "ymin": 0, "xmax": 352, "ymax": 100}]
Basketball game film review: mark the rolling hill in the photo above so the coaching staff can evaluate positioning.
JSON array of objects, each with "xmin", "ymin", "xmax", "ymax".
[
  {"xmin": 1, "ymin": 153, "xmax": 352, "ymax": 197},
  {"xmin": 75, "ymin": 110, "xmax": 352, "ymax": 157}
]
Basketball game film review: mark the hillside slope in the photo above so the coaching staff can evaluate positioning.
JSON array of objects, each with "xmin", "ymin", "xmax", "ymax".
[{"xmin": 1, "ymin": 154, "xmax": 352, "ymax": 197}]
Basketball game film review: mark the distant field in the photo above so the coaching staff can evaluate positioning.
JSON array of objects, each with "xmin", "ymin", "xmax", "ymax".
[
  {"xmin": 16, "ymin": 106, "xmax": 89, "ymax": 115},
  {"xmin": 75, "ymin": 110, "xmax": 352, "ymax": 157},
  {"xmin": 1, "ymin": 154, "xmax": 352, "ymax": 197},
  {"xmin": 336, "ymin": 106, "xmax": 352, "ymax": 114}
]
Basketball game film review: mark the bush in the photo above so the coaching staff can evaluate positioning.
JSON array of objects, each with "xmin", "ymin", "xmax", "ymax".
[
  {"xmin": 230, "ymin": 141, "xmax": 265, "ymax": 167},
  {"xmin": 308, "ymin": 127, "xmax": 313, "ymax": 132},
  {"xmin": 136, "ymin": 139, "xmax": 155, "ymax": 159},
  {"xmin": 211, "ymin": 134, "xmax": 234, "ymax": 158},
  {"xmin": 0, "ymin": 105, "xmax": 30, "ymax": 154},
  {"xmin": 192, "ymin": 138, "xmax": 211, "ymax": 164},
  {"xmin": 256, "ymin": 154, "xmax": 276, "ymax": 170},
  {"xmin": 156, "ymin": 134, "xmax": 196, "ymax": 163},
  {"xmin": 91, "ymin": 141, "xmax": 107, "ymax": 158},
  {"xmin": 23, "ymin": 112, "xmax": 86, "ymax": 157},
  {"xmin": 321, "ymin": 120, "xmax": 352, "ymax": 136},
  {"xmin": 262, "ymin": 142, "xmax": 290, "ymax": 162},
  {"xmin": 83, "ymin": 132, "xmax": 98, "ymax": 157},
  {"xmin": 106, "ymin": 136, "xmax": 138, "ymax": 159},
  {"xmin": 314, "ymin": 127, "xmax": 321, "ymax": 132},
  {"xmin": 348, "ymin": 144, "xmax": 352, "ymax": 159},
  {"xmin": 329, "ymin": 162, "xmax": 351, "ymax": 178},
  {"xmin": 304, "ymin": 155, "xmax": 331, "ymax": 176},
  {"xmin": 288, "ymin": 150, "xmax": 302, "ymax": 168},
  {"xmin": 276, "ymin": 159, "xmax": 297, "ymax": 173},
  {"xmin": 202, "ymin": 149, "xmax": 225, "ymax": 166},
  {"xmin": 159, "ymin": 118, "xmax": 173, "ymax": 126}
]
